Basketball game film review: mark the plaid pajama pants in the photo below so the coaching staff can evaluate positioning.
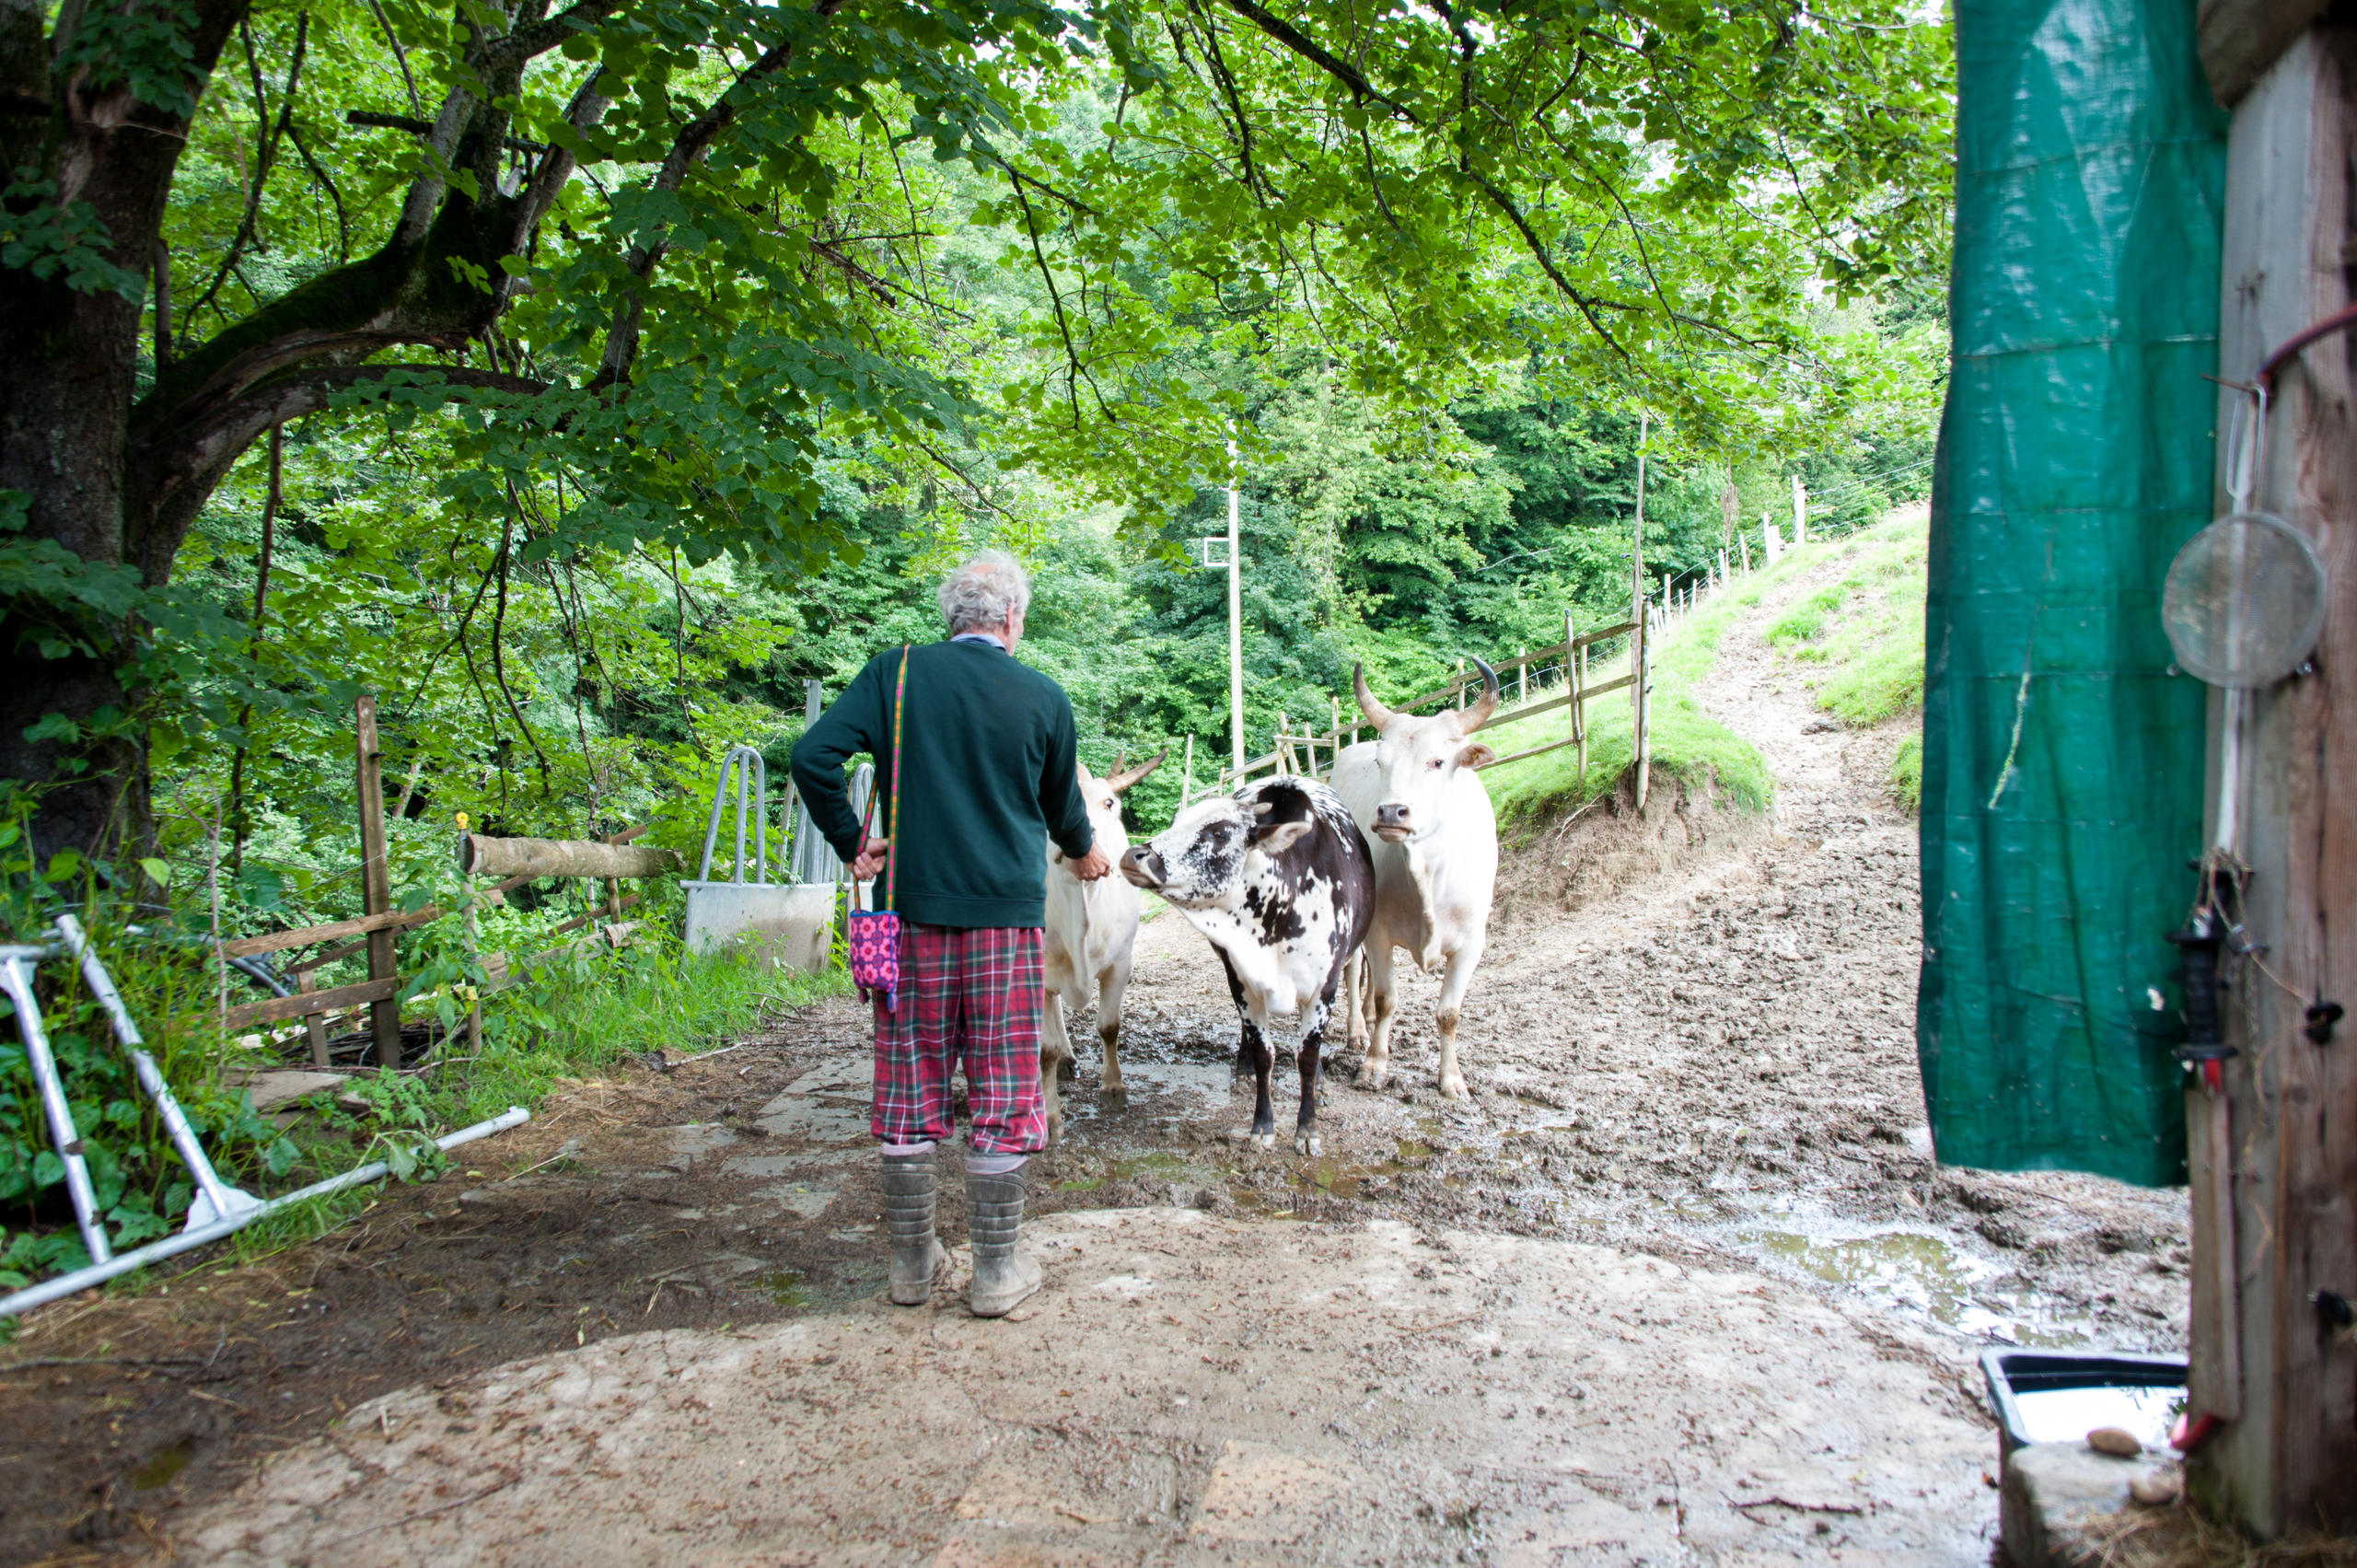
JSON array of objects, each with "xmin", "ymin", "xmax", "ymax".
[{"xmin": 871, "ymin": 924, "xmax": 1047, "ymax": 1156}]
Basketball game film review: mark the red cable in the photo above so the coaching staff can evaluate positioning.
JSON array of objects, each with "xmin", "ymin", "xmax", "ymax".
[{"xmin": 2255, "ymin": 301, "xmax": 2357, "ymax": 396}]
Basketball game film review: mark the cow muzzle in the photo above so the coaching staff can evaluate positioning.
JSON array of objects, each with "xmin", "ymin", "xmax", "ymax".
[
  {"xmin": 1119, "ymin": 845, "xmax": 1163, "ymax": 888},
  {"xmin": 1372, "ymin": 803, "xmax": 1414, "ymax": 842}
]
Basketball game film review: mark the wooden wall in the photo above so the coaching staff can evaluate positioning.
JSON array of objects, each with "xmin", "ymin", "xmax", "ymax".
[{"xmin": 2193, "ymin": 24, "xmax": 2357, "ymax": 1539}]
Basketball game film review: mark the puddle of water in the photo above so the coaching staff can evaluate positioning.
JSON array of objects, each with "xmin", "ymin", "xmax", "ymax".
[
  {"xmin": 1297, "ymin": 1136, "xmax": 1444, "ymax": 1200},
  {"xmin": 132, "ymin": 1438, "xmax": 195, "ymax": 1490},
  {"xmin": 1062, "ymin": 1059, "xmax": 1234, "ymax": 1126},
  {"xmin": 751, "ymin": 1268, "xmax": 814, "ymax": 1307},
  {"xmin": 750, "ymin": 1181, "xmax": 838, "ymax": 1219},
  {"xmin": 1733, "ymin": 1222, "xmax": 2086, "ymax": 1345},
  {"xmin": 2013, "ymin": 1385, "xmax": 2182, "ymax": 1448}
]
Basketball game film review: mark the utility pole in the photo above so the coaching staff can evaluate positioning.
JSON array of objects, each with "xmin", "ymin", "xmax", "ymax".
[
  {"xmin": 1226, "ymin": 430, "xmax": 1246, "ymax": 772},
  {"xmin": 1630, "ymin": 411, "xmax": 1648, "ymax": 643},
  {"xmin": 1631, "ymin": 411, "xmax": 1651, "ymax": 812}
]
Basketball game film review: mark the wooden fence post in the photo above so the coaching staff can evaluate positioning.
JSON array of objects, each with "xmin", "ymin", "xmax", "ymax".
[
  {"xmin": 354, "ymin": 695, "xmax": 401, "ymax": 1071},
  {"xmin": 1180, "ymin": 733, "xmax": 1194, "ymax": 807},
  {"xmin": 297, "ymin": 970, "xmax": 329, "ymax": 1067},
  {"xmin": 1567, "ymin": 611, "xmax": 1586, "ymax": 787},
  {"xmin": 2182, "ymin": 23, "xmax": 2357, "ymax": 1534},
  {"xmin": 1517, "ymin": 647, "xmax": 1527, "ymax": 704},
  {"xmin": 1635, "ymin": 607, "xmax": 1656, "ymax": 812},
  {"xmin": 1740, "ymin": 530, "xmax": 1752, "ymax": 574},
  {"xmin": 1456, "ymin": 658, "xmax": 1467, "ymax": 709},
  {"xmin": 461, "ymin": 856, "xmax": 485, "ymax": 1060}
]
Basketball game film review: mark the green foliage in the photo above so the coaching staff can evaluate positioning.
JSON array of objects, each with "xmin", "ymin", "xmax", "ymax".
[
  {"xmin": 1768, "ymin": 587, "xmax": 1849, "ymax": 647},
  {"xmin": 0, "ymin": 881, "xmax": 300, "ymax": 1283},
  {"xmin": 1891, "ymin": 735, "xmax": 1924, "ymax": 812},
  {"xmin": 1774, "ymin": 516, "xmax": 1929, "ymax": 726}
]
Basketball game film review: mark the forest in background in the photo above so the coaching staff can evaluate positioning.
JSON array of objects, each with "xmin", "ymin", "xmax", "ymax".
[
  {"xmin": 118, "ymin": 48, "xmax": 1945, "ymax": 940},
  {"xmin": 4, "ymin": 0, "xmax": 1953, "ymax": 925}
]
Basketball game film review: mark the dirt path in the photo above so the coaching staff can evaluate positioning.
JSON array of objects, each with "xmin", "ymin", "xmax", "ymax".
[{"xmin": 0, "ymin": 535, "xmax": 2189, "ymax": 1565}]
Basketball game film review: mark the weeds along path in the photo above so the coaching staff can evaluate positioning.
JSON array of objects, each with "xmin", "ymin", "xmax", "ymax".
[{"xmin": 4, "ymin": 522, "xmax": 2189, "ymax": 1565}]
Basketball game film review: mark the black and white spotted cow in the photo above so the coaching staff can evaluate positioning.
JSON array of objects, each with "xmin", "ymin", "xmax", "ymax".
[{"xmin": 1118, "ymin": 777, "xmax": 1376, "ymax": 1155}]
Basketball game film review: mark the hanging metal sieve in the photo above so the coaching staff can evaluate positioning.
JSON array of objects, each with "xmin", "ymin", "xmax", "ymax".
[{"xmin": 2161, "ymin": 511, "xmax": 2327, "ymax": 689}]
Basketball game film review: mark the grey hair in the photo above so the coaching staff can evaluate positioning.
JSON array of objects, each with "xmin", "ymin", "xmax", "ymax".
[{"xmin": 937, "ymin": 550, "xmax": 1032, "ymax": 633}]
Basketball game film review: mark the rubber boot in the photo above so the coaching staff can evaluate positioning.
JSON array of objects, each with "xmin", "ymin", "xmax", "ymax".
[
  {"xmin": 881, "ymin": 1149, "xmax": 946, "ymax": 1307},
  {"xmin": 965, "ymin": 1165, "xmax": 1043, "ymax": 1318}
]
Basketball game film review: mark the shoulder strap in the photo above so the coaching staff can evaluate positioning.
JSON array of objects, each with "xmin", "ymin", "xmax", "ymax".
[{"xmin": 884, "ymin": 643, "xmax": 911, "ymax": 912}]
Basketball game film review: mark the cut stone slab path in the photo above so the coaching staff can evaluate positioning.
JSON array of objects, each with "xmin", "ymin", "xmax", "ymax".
[{"xmin": 183, "ymin": 1208, "xmax": 1991, "ymax": 1566}]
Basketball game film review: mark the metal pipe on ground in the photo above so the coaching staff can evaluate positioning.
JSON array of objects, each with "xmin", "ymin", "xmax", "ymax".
[
  {"xmin": 458, "ymin": 835, "xmax": 679, "ymax": 880},
  {"xmin": 0, "ymin": 1107, "xmax": 531, "ymax": 1320}
]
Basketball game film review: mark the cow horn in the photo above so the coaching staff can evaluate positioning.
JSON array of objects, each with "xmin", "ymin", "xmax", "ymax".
[
  {"xmin": 1106, "ymin": 747, "xmax": 1167, "ymax": 796},
  {"xmin": 1461, "ymin": 655, "xmax": 1501, "ymax": 732},
  {"xmin": 1352, "ymin": 662, "xmax": 1394, "ymax": 728}
]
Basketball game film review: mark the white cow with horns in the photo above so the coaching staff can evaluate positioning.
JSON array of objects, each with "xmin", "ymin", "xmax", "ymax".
[
  {"xmin": 1040, "ymin": 749, "xmax": 1165, "ymax": 1143},
  {"xmin": 1330, "ymin": 656, "xmax": 1502, "ymax": 1099}
]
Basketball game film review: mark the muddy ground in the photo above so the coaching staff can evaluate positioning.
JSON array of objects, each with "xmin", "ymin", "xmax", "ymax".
[{"xmin": 0, "ymin": 536, "xmax": 2189, "ymax": 1566}]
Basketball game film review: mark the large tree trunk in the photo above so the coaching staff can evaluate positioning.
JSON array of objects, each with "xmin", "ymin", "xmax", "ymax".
[
  {"xmin": 0, "ymin": 0, "xmax": 608, "ymax": 865},
  {"xmin": 0, "ymin": 0, "xmax": 246, "ymax": 865}
]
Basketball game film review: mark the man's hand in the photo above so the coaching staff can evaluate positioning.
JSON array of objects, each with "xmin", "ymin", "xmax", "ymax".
[
  {"xmin": 850, "ymin": 838, "xmax": 890, "ymax": 880},
  {"xmin": 1070, "ymin": 845, "xmax": 1112, "ymax": 882}
]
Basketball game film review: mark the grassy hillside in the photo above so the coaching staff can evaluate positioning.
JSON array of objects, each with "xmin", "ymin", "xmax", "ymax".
[
  {"xmin": 1479, "ymin": 587, "xmax": 1775, "ymax": 823},
  {"xmin": 1764, "ymin": 512, "xmax": 1929, "ymax": 807},
  {"xmin": 1478, "ymin": 508, "xmax": 1930, "ymax": 825}
]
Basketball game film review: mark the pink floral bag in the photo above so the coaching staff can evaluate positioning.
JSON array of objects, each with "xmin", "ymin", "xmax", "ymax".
[{"xmin": 845, "ymin": 645, "xmax": 911, "ymax": 1011}]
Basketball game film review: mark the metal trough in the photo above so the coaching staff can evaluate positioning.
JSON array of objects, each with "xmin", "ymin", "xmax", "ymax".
[{"xmin": 682, "ymin": 746, "xmax": 862, "ymax": 973}]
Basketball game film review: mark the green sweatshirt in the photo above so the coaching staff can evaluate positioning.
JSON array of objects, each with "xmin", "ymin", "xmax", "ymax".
[{"xmin": 789, "ymin": 637, "xmax": 1095, "ymax": 929}]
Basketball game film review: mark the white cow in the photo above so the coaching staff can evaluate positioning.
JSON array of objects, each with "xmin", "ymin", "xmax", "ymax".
[
  {"xmin": 1040, "ymin": 749, "xmax": 1165, "ymax": 1142},
  {"xmin": 1329, "ymin": 658, "xmax": 1501, "ymax": 1099}
]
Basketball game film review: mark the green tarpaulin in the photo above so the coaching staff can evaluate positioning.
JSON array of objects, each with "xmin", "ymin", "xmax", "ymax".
[{"xmin": 1918, "ymin": 0, "xmax": 2229, "ymax": 1186}]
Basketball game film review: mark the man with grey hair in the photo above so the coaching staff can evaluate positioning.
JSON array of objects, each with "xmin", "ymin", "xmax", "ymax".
[{"xmin": 792, "ymin": 550, "xmax": 1109, "ymax": 1318}]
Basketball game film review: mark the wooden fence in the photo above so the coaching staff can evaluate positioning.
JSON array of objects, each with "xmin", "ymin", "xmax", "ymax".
[
  {"xmin": 209, "ymin": 695, "xmax": 669, "ymax": 1068},
  {"xmin": 1178, "ymin": 609, "xmax": 1663, "ymax": 808}
]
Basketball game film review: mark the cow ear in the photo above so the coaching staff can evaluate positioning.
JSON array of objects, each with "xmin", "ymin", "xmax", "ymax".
[
  {"xmin": 1456, "ymin": 741, "xmax": 1498, "ymax": 770},
  {"xmin": 1249, "ymin": 820, "xmax": 1314, "ymax": 856}
]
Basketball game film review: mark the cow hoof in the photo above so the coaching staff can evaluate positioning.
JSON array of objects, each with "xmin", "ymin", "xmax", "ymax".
[
  {"xmin": 1355, "ymin": 1064, "xmax": 1388, "ymax": 1090},
  {"xmin": 1045, "ymin": 1116, "xmax": 1063, "ymax": 1146},
  {"xmin": 1295, "ymin": 1133, "xmax": 1321, "ymax": 1157},
  {"xmin": 1437, "ymin": 1075, "xmax": 1468, "ymax": 1101},
  {"xmin": 1100, "ymin": 1076, "xmax": 1124, "ymax": 1098},
  {"xmin": 1253, "ymin": 1133, "xmax": 1276, "ymax": 1151},
  {"xmin": 1056, "ymin": 1058, "xmax": 1076, "ymax": 1083}
]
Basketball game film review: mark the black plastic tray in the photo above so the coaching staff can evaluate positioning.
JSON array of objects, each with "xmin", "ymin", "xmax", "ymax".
[{"xmin": 1980, "ymin": 1348, "xmax": 2187, "ymax": 1458}]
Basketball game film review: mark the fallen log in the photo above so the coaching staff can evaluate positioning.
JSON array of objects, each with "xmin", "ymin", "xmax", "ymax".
[{"xmin": 458, "ymin": 834, "xmax": 679, "ymax": 880}]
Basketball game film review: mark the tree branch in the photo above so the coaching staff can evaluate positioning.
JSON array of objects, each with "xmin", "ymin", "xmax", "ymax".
[
  {"xmin": 181, "ymin": 12, "xmax": 310, "ymax": 341},
  {"xmin": 153, "ymin": 365, "xmax": 545, "ymax": 528},
  {"xmin": 482, "ymin": 0, "xmax": 629, "ymax": 73},
  {"xmin": 1457, "ymin": 166, "xmax": 1632, "ymax": 358},
  {"xmin": 345, "ymin": 109, "xmax": 547, "ymax": 153},
  {"xmin": 1215, "ymin": 0, "xmax": 1420, "ymax": 123},
  {"xmin": 1006, "ymin": 172, "xmax": 1111, "ymax": 425},
  {"xmin": 490, "ymin": 502, "xmax": 555, "ymax": 797},
  {"xmin": 590, "ymin": 0, "xmax": 844, "ymax": 392}
]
